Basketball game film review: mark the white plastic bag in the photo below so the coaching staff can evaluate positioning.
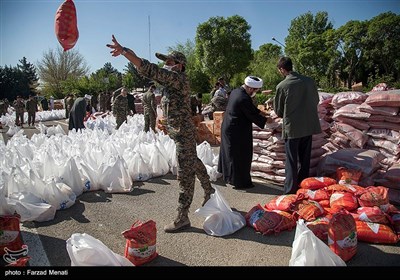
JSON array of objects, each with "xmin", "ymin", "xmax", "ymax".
[
  {"xmin": 195, "ymin": 185, "xmax": 246, "ymax": 236},
  {"xmin": 289, "ymin": 219, "xmax": 346, "ymax": 266},
  {"xmin": 66, "ymin": 233, "xmax": 133, "ymax": 266}
]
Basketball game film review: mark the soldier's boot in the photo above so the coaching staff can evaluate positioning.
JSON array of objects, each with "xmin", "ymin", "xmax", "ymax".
[
  {"xmin": 201, "ymin": 185, "xmax": 215, "ymax": 207},
  {"xmin": 164, "ymin": 209, "xmax": 190, "ymax": 233}
]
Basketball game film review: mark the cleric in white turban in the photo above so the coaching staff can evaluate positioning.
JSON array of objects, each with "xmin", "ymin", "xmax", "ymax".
[
  {"xmin": 244, "ymin": 76, "xmax": 263, "ymax": 89},
  {"xmin": 217, "ymin": 75, "xmax": 268, "ymax": 190}
]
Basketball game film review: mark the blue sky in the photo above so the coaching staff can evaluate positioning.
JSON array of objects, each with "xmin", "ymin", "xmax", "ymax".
[{"xmin": 1, "ymin": 0, "xmax": 399, "ymax": 74}]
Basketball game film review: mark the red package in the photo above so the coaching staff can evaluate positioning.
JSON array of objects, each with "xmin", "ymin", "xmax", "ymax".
[
  {"xmin": 122, "ymin": 220, "xmax": 158, "ymax": 266},
  {"xmin": 328, "ymin": 211, "xmax": 357, "ymax": 262},
  {"xmin": 0, "ymin": 214, "xmax": 24, "ymax": 257},
  {"xmin": 55, "ymin": 0, "xmax": 79, "ymax": 51}
]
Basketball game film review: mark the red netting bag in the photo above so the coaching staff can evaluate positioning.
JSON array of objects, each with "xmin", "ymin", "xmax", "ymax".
[
  {"xmin": 356, "ymin": 221, "xmax": 399, "ymax": 244},
  {"xmin": 351, "ymin": 206, "xmax": 391, "ymax": 225},
  {"xmin": 245, "ymin": 204, "xmax": 266, "ymax": 232},
  {"xmin": 357, "ymin": 186, "xmax": 389, "ymax": 207},
  {"xmin": 336, "ymin": 167, "xmax": 362, "ymax": 185},
  {"xmin": 328, "ymin": 211, "xmax": 357, "ymax": 261},
  {"xmin": 330, "ymin": 191, "xmax": 359, "ymax": 212},
  {"xmin": 55, "ymin": 0, "xmax": 79, "ymax": 51},
  {"xmin": 0, "ymin": 214, "xmax": 24, "ymax": 257},
  {"xmin": 265, "ymin": 194, "xmax": 302, "ymax": 212},
  {"xmin": 300, "ymin": 177, "xmax": 337, "ymax": 190}
]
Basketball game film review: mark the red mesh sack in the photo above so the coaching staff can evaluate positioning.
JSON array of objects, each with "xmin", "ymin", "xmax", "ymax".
[
  {"xmin": 296, "ymin": 188, "xmax": 330, "ymax": 201},
  {"xmin": 0, "ymin": 214, "xmax": 24, "ymax": 257},
  {"xmin": 357, "ymin": 186, "xmax": 389, "ymax": 207},
  {"xmin": 391, "ymin": 213, "xmax": 400, "ymax": 237},
  {"xmin": 356, "ymin": 221, "xmax": 399, "ymax": 244},
  {"xmin": 122, "ymin": 220, "xmax": 158, "ymax": 266},
  {"xmin": 330, "ymin": 191, "xmax": 359, "ymax": 212},
  {"xmin": 256, "ymin": 211, "xmax": 283, "ymax": 235},
  {"xmin": 245, "ymin": 204, "xmax": 266, "ymax": 232},
  {"xmin": 328, "ymin": 211, "xmax": 357, "ymax": 262},
  {"xmin": 351, "ymin": 206, "xmax": 391, "ymax": 225},
  {"xmin": 336, "ymin": 167, "xmax": 362, "ymax": 185},
  {"xmin": 306, "ymin": 216, "xmax": 331, "ymax": 243},
  {"xmin": 292, "ymin": 200, "xmax": 325, "ymax": 222},
  {"xmin": 265, "ymin": 194, "xmax": 302, "ymax": 211},
  {"xmin": 318, "ymin": 199, "xmax": 330, "ymax": 208},
  {"xmin": 300, "ymin": 177, "xmax": 337, "ymax": 190},
  {"xmin": 326, "ymin": 184, "xmax": 364, "ymax": 194},
  {"xmin": 271, "ymin": 210, "xmax": 296, "ymax": 232},
  {"xmin": 55, "ymin": 0, "xmax": 79, "ymax": 51}
]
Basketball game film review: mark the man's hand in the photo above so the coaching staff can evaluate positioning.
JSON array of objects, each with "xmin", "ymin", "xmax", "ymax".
[{"xmin": 106, "ymin": 35, "xmax": 123, "ymax": 57}]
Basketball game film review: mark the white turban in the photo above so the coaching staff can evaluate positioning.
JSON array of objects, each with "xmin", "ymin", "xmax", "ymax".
[
  {"xmin": 244, "ymin": 76, "xmax": 263, "ymax": 89},
  {"xmin": 84, "ymin": 94, "xmax": 92, "ymax": 100}
]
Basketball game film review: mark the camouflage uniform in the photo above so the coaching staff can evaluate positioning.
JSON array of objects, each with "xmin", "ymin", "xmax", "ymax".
[
  {"xmin": 106, "ymin": 92, "xmax": 112, "ymax": 111},
  {"xmin": 127, "ymin": 93, "xmax": 136, "ymax": 115},
  {"xmin": 99, "ymin": 92, "xmax": 107, "ymax": 112},
  {"xmin": 3, "ymin": 99, "xmax": 9, "ymax": 115},
  {"xmin": 112, "ymin": 93, "xmax": 129, "ymax": 129},
  {"xmin": 25, "ymin": 97, "xmax": 38, "ymax": 126},
  {"xmin": 137, "ymin": 51, "xmax": 213, "ymax": 227},
  {"xmin": 13, "ymin": 98, "xmax": 25, "ymax": 126},
  {"xmin": 190, "ymin": 95, "xmax": 198, "ymax": 116},
  {"xmin": 142, "ymin": 87, "xmax": 157, "ymax": 132},
  {"xmin": 160, "ymin": 90, "xmax": 169, "ymax": 118},
  {"xmin": 0, "ymin": 100, "xmax": 4, "ymax": 116}
]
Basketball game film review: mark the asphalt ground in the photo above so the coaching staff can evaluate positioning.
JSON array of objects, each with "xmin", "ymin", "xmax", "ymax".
[{"xmin": 1, "ymin": 119, "xmax": 400, "ymax": 274}]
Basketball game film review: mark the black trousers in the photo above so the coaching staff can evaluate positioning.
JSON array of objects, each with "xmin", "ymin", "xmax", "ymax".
[{"xmin": 284, "ymin": 135, "xmax": 313, "ymax": 194}]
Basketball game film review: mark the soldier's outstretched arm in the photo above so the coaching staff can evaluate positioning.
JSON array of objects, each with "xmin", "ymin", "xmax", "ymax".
[{"xmin": 106, "ymin": 35, "xmax": 142, "ymax": 68}]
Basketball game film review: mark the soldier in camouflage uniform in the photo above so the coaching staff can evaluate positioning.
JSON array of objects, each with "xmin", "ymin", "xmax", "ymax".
[
  {"xmin": 99, "ymin": 92, "xmax": 107, "ymax": 112},
  {"xmin": 25, "ymin": 95, "xmax": 38, "ymax": 127},
  {"xmin": 142, "ymin": 84, "xmax": 157, "ymax": 132},
  {"xmin": 3, "ymin": 99, "xmax": 9, "ymax": 116},
  {"xmin": 13, "ymin": 96, "xmax": 25, "ymax": 127},
  {"xmin": 0, "ymin": 100, "xmax": 4, "ymax": 117},
  {"xmin": 160, "ymin": 88, "xmax": 170, "ymax": 118},
  {"xmin": 112, "ymin": 87, "xmax": 129, "ymax": 129},
  {"xmin": 107, "ymin": 35, "xmax": 214, "ymax": 233}
]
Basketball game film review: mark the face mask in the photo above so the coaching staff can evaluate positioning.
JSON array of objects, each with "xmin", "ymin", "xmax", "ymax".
[{"xmin": 163, "ymin": 64, "xmax": 174, "ymax": 71}]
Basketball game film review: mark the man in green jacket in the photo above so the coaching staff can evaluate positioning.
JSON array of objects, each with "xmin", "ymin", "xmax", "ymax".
[{"xmin": 274, "ymin": 57, "xmax": 321, "ymax": 195}]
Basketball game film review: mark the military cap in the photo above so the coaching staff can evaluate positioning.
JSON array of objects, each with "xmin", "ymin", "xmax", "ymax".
[{"xmin": 155, "ymin": 51, "xmax": 187, "ymax": 65}]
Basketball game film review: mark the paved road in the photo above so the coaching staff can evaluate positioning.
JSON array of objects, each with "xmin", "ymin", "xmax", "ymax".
[{"xmin": 1, "ymin": 120, "xmax": 400, "ymax": 270}]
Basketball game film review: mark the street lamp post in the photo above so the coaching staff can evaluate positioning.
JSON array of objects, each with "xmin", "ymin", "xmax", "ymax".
[{"xmin": 272, "ymin": 37, "xmax": 286, "ymax": 48}]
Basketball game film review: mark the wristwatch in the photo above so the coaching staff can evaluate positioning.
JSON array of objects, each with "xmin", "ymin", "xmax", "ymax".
[{"xmin": 121, "ymin": 47, "xmax": 128, "ymax": 55}]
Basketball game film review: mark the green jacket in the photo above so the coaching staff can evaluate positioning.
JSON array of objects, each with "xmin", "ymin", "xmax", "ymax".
[{"xmin": 274, "ymin": 72, "xmax": 321, "ymax": 139}]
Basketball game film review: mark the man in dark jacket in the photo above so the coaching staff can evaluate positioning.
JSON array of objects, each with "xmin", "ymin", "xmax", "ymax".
[{"xmin": 274, "ymin": 57, "xmax": 322, "ymax": 194}]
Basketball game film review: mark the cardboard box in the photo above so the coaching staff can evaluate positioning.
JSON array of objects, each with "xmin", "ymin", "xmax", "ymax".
[
  {"xmin": 213, "ymin": 111, "xmax": 224, "ymax": 136},
  {"xmin": 197, "ymin": 120, "xmax": 216, "ymax": 145}
]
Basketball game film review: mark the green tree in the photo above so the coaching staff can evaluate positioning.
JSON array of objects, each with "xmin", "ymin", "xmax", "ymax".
[
  {"xmin": 249, "ymin": 43, "xmax": 283, "ymax": 91},
  {"xmin": 195, "ymin": 15, "xmax": 252, "ymax": 82},
  {"xmin": 168, "ymin": 39, "xmax": 210, "ymax": 94},
  {"xmin": 90, "ymin": 63, "xmax": 122, "ymax": 94},
  {"xmin": 0, "ymin": 58, "xmax": 39, "ymax": 101},
  {"xmin": 17, "ymin": 57, "xmax": 39, "ymax": 97},
  {"xmin": 363, "ymin": 12, "xmax": 400, "ymax": 87},
  {"xmin": 124, "ymin": 62, "xmax": 149, "ymax": 91},
  {"xmin": 36, "ymin": 47, "xmax": 89, "ymax": 98},
  {"xmin": 285, "ymin": 11, "xmax": 334, "ymax": 86},
  {"xmin": 336, "ymin": 20, "xmax": 367, "ymax": 89}
]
